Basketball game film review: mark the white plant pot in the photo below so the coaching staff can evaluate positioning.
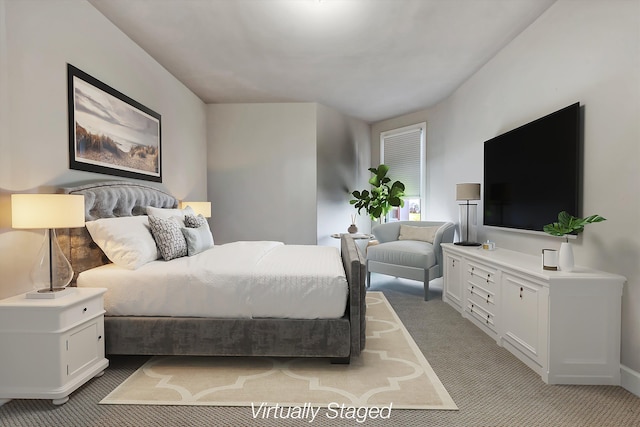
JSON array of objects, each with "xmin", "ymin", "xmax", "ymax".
[{"xmin": 558, "ymin": 242, "xmax": 574, "ymax": 272}]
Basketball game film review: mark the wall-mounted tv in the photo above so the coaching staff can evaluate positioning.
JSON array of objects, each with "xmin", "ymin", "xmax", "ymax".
[{"xmin": 483, "ymin": 103, "xmax": 581, "ymax": 233}]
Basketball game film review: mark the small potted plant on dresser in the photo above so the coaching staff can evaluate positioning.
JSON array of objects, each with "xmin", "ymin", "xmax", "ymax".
[{"xmin": 543, "ymin": 211, "xmax": 606, "ymax": 271}]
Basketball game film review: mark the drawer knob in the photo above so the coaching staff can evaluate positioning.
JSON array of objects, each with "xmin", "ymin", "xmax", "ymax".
[
  {"xmin": 98, "ymin": 335, "xmax": 102, "ymax": 340},
  {"xmin": 520, "ymin": 287, "xmax": 523, "ymax": 299},
  {"xmin": 83, "ymin": 307, "xmax": 87, "ymax": 313}
]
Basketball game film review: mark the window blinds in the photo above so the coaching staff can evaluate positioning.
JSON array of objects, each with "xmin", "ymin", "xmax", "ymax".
[{"xmin": 382, "ymin": 127, "xmax": 423, "ymax": 197}]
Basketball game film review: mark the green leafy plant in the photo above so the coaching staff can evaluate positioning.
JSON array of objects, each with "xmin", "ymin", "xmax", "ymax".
[
  {"xmin": 350, "ymin": 164, "xmax": 405, "ymax": 221},
  {"xmin": 543, "ymin": 211, "xmax": 606, "ymax": 241}
]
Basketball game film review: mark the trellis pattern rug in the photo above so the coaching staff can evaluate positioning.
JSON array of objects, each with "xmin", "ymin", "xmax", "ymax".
[{"xmin": 100, "ymin": 292, "xmax": 457, "ymax": 410}]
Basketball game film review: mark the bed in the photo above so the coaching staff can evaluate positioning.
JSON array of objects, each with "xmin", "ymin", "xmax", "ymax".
[{"xmin": 58, "ymin": 181, "xmax": 366, "ymax": 363}]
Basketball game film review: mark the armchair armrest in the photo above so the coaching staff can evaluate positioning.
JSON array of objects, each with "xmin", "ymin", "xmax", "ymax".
[
  {"xmin": 431, "ymin": 222, "xmax": 455, "ymax": 271},
  {"xmin": 371, "ymin": 222, "xmax": 401, "ymax": 243}
]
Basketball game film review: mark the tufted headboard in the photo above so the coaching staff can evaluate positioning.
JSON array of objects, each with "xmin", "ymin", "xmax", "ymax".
[{"xmin": 57, "ymin": 181, "xmax": 178, "ymax": 284}]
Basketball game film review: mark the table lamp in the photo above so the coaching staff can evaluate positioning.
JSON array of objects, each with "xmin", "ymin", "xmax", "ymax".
[
  {"xmin": 11, "ymin": 194, "xmax": 85, "ymax": 298},
  {"xmin": 180, "ymin": 201, "xmax": 211, "ymax": 218},
  {"xmin": 454, "ymin": 183, "xmax": 481, "ymax": 246}
]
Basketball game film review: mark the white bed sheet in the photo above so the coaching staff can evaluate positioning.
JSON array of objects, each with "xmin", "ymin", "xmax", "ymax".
[{"xmin": 77, "ymin": 241, "xmax": 348, "ymax": 319}]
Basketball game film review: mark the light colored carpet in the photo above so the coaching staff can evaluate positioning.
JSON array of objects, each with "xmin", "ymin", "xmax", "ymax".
[
  {"xmin": 3, "ymin": 281, "xmax": 639, "ymax": 426},
  {"xmin": 100, "ymin": 292, "xmax": 457, "ymax": 410}
]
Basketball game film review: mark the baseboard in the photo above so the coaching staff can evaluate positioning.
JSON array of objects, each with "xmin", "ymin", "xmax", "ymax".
[{"xmin": 621, "ymin": 364, "xmax": 640, "ymax": 397}]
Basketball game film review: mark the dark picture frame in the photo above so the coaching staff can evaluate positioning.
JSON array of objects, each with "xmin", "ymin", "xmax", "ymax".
[{"xmin": 67, "ymin": 64, "xmax": 162, "ymax": 182}]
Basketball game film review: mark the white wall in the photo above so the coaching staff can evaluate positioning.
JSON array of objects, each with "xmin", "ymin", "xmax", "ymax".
[
  {"xmin": 316, "ymin": 104, "xmax": 371, "ymax": 247},
  {"xmin": 0, "ymin": 0, "xmax": 207, "ymax": 299},
  {"xmin": 207, "ymin": 102, "xmax": 370, "ymax": 246},
  {"xmin": 207, "ymin": 103, "xmax": 318, "ymax": 244},
  {"xmin": 376, "ymin": 0, "xmax": 639, "ymax": 389}
]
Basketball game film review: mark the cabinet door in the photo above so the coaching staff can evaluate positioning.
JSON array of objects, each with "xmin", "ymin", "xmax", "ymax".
[
  {"xmin": 501, "ymin": 273, "xmax": 548, "ymax": 369},
  {"xmin": 443, "ymin": 252, "xmax": 463, "ymax": 311},
  {"xmin": 66, "ymin": 318, "xmax": 103, "ymax": 378}
]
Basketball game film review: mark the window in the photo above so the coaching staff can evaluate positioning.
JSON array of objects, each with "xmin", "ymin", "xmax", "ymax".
[{"xmin": 380, "ymin": 123, "xmax": 426, "ymax": 221}]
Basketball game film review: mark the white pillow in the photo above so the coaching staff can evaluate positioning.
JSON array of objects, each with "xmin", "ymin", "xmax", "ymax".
[
  {"xmin": 85, "ymin": 216, "xmax": 159, "ymax": 269},
  {"xmin": 398, "ymin": 224, "xmax": 440, "ymax": 243},
  {"xmin": 146, "ymin": 206, "xmax": 194, "ymax": 225}
]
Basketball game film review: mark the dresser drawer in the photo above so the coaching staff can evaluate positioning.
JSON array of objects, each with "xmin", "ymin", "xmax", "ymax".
[
  {"xmin": 467, "ymin": 283, "xmax": 496, "ymax": 313},
  {"xmin": 466, "ymin": 299, "xmax": 496, "ymax": 332},
  {"xmin": 467, "ymin": 262, "xmax": 497, "ymax": 290}
]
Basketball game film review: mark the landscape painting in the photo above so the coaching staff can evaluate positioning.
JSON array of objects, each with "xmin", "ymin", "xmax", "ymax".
[{"xmin": 68, "ymin": 64, "xmax": 162, "ymax": 182}]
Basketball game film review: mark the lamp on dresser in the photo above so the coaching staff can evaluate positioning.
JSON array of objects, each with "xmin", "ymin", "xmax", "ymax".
[
  {"xmin": 11, "ymin": 194, "xmax": 85, "ymax": 298},
  {"xmin": 455, "ymin": 183, "xmax": 481, "ymax": 246}
]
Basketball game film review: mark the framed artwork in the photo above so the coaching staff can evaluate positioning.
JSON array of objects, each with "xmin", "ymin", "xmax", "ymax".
[{"xmin": 67, "ymin": 64, "xmax": 162, "ymax": 182}]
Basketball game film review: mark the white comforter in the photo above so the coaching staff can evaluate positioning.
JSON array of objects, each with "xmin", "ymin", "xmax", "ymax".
[{"xmin": 77, "ymin": 241, "xmax": 348, "ymax": 319}]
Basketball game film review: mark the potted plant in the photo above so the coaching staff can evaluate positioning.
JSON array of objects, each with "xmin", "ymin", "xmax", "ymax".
[
  {"xmin": 350, "ymin": 164, "xmax": 405, "ymax": 222},
  {"xmin": 543, "ymin": 211, "xmax": 606, "ymax": 271}
]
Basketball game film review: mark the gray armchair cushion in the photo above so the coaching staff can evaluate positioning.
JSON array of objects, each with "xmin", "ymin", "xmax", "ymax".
[{"xmin": 367, "ymin": 240, "xmax": 436, "ymax": 270}]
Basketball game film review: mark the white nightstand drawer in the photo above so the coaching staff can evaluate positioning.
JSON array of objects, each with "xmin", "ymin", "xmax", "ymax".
[
  {"xmin": 0, "ymin": 288, "xmax": 106, "ymax": 332},
  {"xmin": 59, "ymin": 297, "xmax": 104, "ymax": 330}
]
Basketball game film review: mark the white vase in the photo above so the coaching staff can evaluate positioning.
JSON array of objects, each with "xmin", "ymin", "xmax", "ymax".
[{"xmin": 558, "ymin": 242, "xmax": 574, "ymax": 272}]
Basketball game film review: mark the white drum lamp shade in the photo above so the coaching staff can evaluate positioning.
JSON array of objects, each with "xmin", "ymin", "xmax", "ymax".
[
  {"xmin": 180, "ymin": 201, "xmax": 212, "ymax": 218},
  {"xmin": 12, "ymin": 194, "xmax": 85, "ymax": 229},
  {"xmin": 11, "ymin": 194, "xmax": 85, "ymax": 297}
]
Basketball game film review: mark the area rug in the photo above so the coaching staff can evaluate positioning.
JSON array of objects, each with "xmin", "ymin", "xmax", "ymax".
[{"xmin": 100, "ymin": 292, "xmax": 457, "ymax": 410}]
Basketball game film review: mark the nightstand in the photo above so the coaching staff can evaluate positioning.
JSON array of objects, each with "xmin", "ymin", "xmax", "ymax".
[{"xmin": 0, "ymin": 287, "xmax": 109, "ymax": 405}]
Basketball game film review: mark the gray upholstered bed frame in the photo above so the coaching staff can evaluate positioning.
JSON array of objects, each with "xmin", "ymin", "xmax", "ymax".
[{"xmin": 58, "ymin": 181, "xmax": 366, "ymax": 363}]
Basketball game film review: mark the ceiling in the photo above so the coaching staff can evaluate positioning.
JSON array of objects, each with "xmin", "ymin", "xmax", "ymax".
[{"xmin": 88, "ymin": 0, "xmax": 556, "ymax": 123}]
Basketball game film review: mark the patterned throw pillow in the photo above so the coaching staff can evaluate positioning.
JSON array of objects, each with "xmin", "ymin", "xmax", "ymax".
[
  {"xmin": 148, "ymin": 216, "xmax": 188, "ymax": 261},
  {"xmin": 184, "ymin": 214, "xmax": 207, "ymax": 228}
]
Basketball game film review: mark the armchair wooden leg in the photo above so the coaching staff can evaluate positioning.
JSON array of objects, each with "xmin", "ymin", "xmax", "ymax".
[
  {"xmin": 423, "ymin": 273, "xmax": 429, "ymax": 301},
  {"xmin": 367, "ymin": 270, "xmax": 371, "ymax": 288}
]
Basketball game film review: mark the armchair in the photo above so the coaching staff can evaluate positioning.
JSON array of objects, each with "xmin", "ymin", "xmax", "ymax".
[{"xmin": 366, "ymin": 221, "xmax": 455, "ymax": 300}]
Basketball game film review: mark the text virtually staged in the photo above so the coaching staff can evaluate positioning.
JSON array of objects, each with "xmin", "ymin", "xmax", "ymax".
[{"xmin": 251, "ymin": 402, "xmax": 393, "ymax": 423}]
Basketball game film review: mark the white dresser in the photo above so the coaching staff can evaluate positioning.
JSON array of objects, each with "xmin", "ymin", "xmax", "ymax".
[
  {"xmin": 0, "ymin": 287, "xmax": 109, "ymax": 405},
  {"xmin": 442, "ymin": 243, "xmax": 624, "ymax": 385}
]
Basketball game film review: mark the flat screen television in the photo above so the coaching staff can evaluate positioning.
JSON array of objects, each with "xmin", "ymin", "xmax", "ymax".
[{"xmin": 483, "ymin": 103, "xmax": 581, "ymax": 233}]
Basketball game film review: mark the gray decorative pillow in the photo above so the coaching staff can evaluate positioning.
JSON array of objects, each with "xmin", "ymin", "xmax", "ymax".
[
  {"xmin": 181, "ymin": 224, "xmax": 214, "ymax": 256},
  {"xmin": 184, "ymin": 214, "xmax": 207, "ymax": 228},
  {"xmin": 148, "ymin": 216, "xmax": 188, "ymax": 261},
  {"xmin": 184, "ymin": 214, "xmax": 214, "ymax": 246}
]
